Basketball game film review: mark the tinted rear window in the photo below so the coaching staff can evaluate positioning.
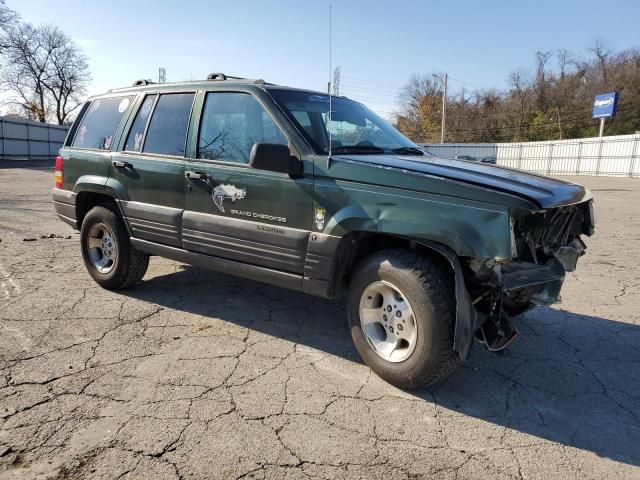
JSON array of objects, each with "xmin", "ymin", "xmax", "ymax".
[
  {"xmin": 143, "ymin": 93, "xmax": 194, "ymax": 156},
  {"xmin": 71, "ymin": 96, "xmax": 133, "ymax": 150}
]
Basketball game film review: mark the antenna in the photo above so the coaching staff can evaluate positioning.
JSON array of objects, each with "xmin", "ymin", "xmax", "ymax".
[{"xmin": 328, "ymin": 4, "xmax": 333, "ymax": 159}]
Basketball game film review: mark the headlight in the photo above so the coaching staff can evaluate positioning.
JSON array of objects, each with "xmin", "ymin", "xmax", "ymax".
[{"xmin": 588, "ymin": 200, "xmax": 596, "ymax": 227}]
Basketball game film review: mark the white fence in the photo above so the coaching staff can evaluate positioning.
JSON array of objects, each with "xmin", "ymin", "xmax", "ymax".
[
  {"xmin": 0, "ymin": 116, "xmax": 69, "ymax": 164},
  {"xmin": 421, "ymin": 143, "xmax": 497, "ymax": 160},
  {"xmin": 422, "ymin": 133, "xmax": 640, "ymax": 178}
]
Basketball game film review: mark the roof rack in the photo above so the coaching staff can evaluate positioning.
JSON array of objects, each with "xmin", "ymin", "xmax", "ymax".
[
  {"xmin": 206, "ymin": 73, "xmax": 267, "ymax": 85},
  {"xmin": 132, "ymin": 79, "xmax": 155, "ymax": 86}
]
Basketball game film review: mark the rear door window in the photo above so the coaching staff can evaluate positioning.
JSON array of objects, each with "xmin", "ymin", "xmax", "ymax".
[
  {"xmin": 71, "ymin": 96, "xmax": 133, "ymax": 150},
  {"xmin": 143, "ymin": 93, "xmax": 194, "ymax": 157},
  {"xmin": 124, "ymin": 94, "xmax": 157, "ymax": 152}
]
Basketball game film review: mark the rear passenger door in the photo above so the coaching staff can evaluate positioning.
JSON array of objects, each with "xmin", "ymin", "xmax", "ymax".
[
  {"xmin": 182, "ymin": 90, "xmax": 313, "ymax": 274},
  {"xmin": 111, "ymin": 91, "xmax": 195, "ymax": 247}
]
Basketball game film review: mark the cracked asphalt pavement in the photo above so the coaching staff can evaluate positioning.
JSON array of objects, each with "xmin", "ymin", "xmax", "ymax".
[{"xmin": 1, "ymin": 167, "xmax": 639, "ymax": 479}]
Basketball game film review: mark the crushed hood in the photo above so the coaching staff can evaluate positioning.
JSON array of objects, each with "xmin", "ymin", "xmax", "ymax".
[{"xmin": 333, "ymin": 154, "xmax": 592, "ymax": 209}]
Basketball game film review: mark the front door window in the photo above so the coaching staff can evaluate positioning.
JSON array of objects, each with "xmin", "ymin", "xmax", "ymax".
[{"xmin": 197, "ymin": 92, "xmax": 288, "ymax": 164}]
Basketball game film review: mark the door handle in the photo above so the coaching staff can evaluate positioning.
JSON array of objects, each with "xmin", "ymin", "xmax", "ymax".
[
  {"xmin": 185, "ymin": 171, "xmax": 208, "ymax": 180},
  {"xmin": 112, "ymin": 160, "xmax": 132, "ymax": 168}
]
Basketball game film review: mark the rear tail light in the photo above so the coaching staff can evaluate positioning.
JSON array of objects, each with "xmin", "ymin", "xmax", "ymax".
[{"xmin": 54, "ymin": 155, "xmax": 63, "ymax": 189}]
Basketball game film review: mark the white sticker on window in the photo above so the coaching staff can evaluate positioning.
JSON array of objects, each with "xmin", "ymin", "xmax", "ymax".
[{"xmin": 118, "ymin": 98, "xmax": 130, "ymax": 113}]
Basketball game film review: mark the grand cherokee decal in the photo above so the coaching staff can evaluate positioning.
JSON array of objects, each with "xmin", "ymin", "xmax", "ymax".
[{"xmin": 212, "ymin": 184, "xmax": 246, "ymax": 213}]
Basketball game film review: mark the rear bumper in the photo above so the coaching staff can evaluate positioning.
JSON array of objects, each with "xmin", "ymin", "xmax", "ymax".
[{"xmin": 52, "ymin": 188, "xmax": 77, "ymax": 229}]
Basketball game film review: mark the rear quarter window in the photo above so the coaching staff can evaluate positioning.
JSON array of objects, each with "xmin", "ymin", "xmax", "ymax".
[{"xmin": 71, "ymin": 96, "xmax": 133, "ymax": 150}]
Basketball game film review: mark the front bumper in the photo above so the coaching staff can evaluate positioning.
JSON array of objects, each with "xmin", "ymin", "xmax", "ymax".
[
  {"xmin": 52, "ymin": 188, "xmax": 77, "ymax": 229},
  {"xmin": 469, "ymin": 236, "xmax": 586, "ymax": 307},
  {"xmin": 502, "ymin": 237, "xmax": 586, "ymax": 305}
]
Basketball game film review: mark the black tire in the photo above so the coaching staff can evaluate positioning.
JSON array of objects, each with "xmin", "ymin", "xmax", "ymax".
[
  {"xmin": 346, "ymin": 249, "xmax": 460, "ymax": 389},
  {"xmin": 80, "ymin": 206, "xmax": 149, "ymax": 290}
]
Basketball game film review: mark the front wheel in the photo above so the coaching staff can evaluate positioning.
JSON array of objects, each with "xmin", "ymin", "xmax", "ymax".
[
  {"xmin": 80, "ymin": 206, "xmax": 149, "ymax": 290},
  {"xmin": 346, "ymin": 249, "xmax": 460, "ymax": 389}
]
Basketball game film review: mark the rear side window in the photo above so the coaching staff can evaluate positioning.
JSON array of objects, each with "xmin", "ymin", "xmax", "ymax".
[
  {"xmin": 143, "ymin": 93, "xmax": 194, "ymax": 156},
  {"xmin": 198, "ymin": 92, "xmax": 288, "ymax": 163},
  {"xmin": 71, "ymin": 96, "xmax": 133, "ymax": 150},
  {"xmin": 124, "ymin": 94, "xmax": 157, "ymax": 152}
]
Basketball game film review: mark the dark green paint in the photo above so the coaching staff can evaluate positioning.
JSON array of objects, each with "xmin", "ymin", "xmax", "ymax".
[{"xmin": 57, "ymin": 80, "xmax": 592, "ymax": 264}]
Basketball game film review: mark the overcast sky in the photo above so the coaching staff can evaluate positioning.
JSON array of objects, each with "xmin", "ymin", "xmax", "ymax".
[{"xmin": 6, "ymin": 0, "xmax": 640, "ymax": 116}]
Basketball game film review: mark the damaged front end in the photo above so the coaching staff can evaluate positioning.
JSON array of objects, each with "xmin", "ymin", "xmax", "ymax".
[{"xmin": 463, "ymin": 200, "xmax": 595, "ymax": 352}]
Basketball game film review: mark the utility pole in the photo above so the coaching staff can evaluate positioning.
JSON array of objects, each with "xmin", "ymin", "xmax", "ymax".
[
  {"xmin": 556, "ymin": 106, "xmax": 563, "ymax": 140},
  {"xmin": 433, "ymin": 73, "xmax": 447, "ymax": 143}
]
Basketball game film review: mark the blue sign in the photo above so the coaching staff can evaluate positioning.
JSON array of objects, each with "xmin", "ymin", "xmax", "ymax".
[{"xmin": 592, "ymin": 92, "xmax": 619, "ymax": 119}]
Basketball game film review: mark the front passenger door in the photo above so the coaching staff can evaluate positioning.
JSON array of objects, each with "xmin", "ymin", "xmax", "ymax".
[{"xmin": 183, "ymin": 91, "xmax": 313, "ymax": 274}]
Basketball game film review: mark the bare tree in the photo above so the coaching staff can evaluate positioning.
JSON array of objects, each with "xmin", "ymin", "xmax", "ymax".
[
  {"xmin": 39, "ymin": 26, "xmax": 90, "ymax": 124},
  {"xmin": 507, "ymin": 69, "xmax": 533, "ymax": 137},
  {"xmin": 590, "ymin": 38, "xmax": 612, "ymax": 85},
  {"xmin": 0, "ymin": 0, "xmax": 18, "ymax": 51},
  {"xmin": 557, "ymin": 48, "xmax": 573, "ymax": 79},
  {"xmin": 1, "ymin": 22, "xmax": 49, "ymax": 121},
  {"xmin": 395, "ymin": 42, "xmax": 639, "ymax": 143},
  {"xmin": 1, "ymin": 21, "xmax": 90, "ymax": 124},
  {"xmin": 534, "ymin": 50, "xmax": 553, "ymax": 109}
]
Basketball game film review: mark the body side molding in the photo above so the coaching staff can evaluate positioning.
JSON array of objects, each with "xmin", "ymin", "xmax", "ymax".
[{"xmin": 131, "ymin": 238, "xmax": 303, "ymax": 292}]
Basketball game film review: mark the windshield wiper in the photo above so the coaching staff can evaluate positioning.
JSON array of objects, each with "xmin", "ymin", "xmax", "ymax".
[
  {"xmin": 391, "ymin": 146, "xmax": 425, "ymax": 156},
  {"xmin": 330, "ymin": 145, "xmax": 387, "ymax": 154}
]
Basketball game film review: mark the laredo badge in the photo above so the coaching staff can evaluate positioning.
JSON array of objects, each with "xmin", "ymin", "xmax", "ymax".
[
  {"xmin": 314, "ymin": 206, "xmax": 326, "ymax": 230},
  {"xmin": 212, "ymin": 184, "xmax": 246, "ymax": 212}
]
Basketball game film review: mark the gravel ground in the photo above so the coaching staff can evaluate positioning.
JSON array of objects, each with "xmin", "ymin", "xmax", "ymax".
[{"xmin": 0, "ymin": 167, "xmax": 639, "ymax": 479}]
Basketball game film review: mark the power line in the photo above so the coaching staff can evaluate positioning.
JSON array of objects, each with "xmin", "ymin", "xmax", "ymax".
[
  {"xmin": 341, "ymin": 79, "xmax": 402, "ymax": 91},
  {"xmin": 340, "ymin": 87, "xmax": 401, "ymax": 100},
  {"xmin": 344, "ymin": 73, "xmax": 486, "ymax": 92},
  {"xmin": 405, "ymin": 95, "xmax": 640, "ymax": 124},
  {"xmin": 341, "ymin": 75, "xmax": 405, "ymax": 88},
  {"xmin": 447, "ymin": 76, "xmax": 484, "ymax": 90},
  {"xmin": 340, "ymin": 91, "xmax": 400, "ymax": 104}
]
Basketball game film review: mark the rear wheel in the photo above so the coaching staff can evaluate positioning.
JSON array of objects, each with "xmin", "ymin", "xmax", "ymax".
[
  {"xmin": 80, "ymin": 206, "xmax": 149, "ymax": 289},
  {"xmin": 347, "ymin": 249, "xmax": 460, "ymax": 389}
]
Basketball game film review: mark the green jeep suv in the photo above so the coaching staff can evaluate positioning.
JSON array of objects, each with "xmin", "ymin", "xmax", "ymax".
[{"xmin": 52, "ymin": 73, "xmax": 595, "ymax": 388}]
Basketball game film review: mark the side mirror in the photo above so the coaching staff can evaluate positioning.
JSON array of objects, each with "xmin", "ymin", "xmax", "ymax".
[{"xmin": 249, "ymin": 143, "xmax": 302, "ymax": 177}]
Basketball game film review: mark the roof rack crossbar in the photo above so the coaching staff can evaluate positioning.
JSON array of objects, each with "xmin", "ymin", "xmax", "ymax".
[
  {"xmin": 132, "ymin": 79, "xmax": 155, "ymax": 86},
  {"xmin": 206, "ymin": 73, "xmax": 267, "ymax": 84},
  {"xmin": 207, "ymin": 73, "xmax": 229, "ymax": 81}
]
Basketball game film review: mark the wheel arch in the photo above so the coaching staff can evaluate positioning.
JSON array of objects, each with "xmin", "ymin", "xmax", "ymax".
[
  {"xmin": 330, "ymin": 231, "xmax": 479, "ymax": 360},
  {"xmin": 72, "ymin": 174, "xmax": 130, "ymax": 230}
]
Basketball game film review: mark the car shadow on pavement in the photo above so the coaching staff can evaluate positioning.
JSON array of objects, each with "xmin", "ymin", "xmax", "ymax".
[{"xmin": 124, "ymin": 264, "xmax": 640, "ymax": 467}]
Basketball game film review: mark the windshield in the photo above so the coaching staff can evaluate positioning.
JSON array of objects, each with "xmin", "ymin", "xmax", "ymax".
[{"xmin": 268, "ymin": 89, "xmax": 422, "ymax": 155}]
